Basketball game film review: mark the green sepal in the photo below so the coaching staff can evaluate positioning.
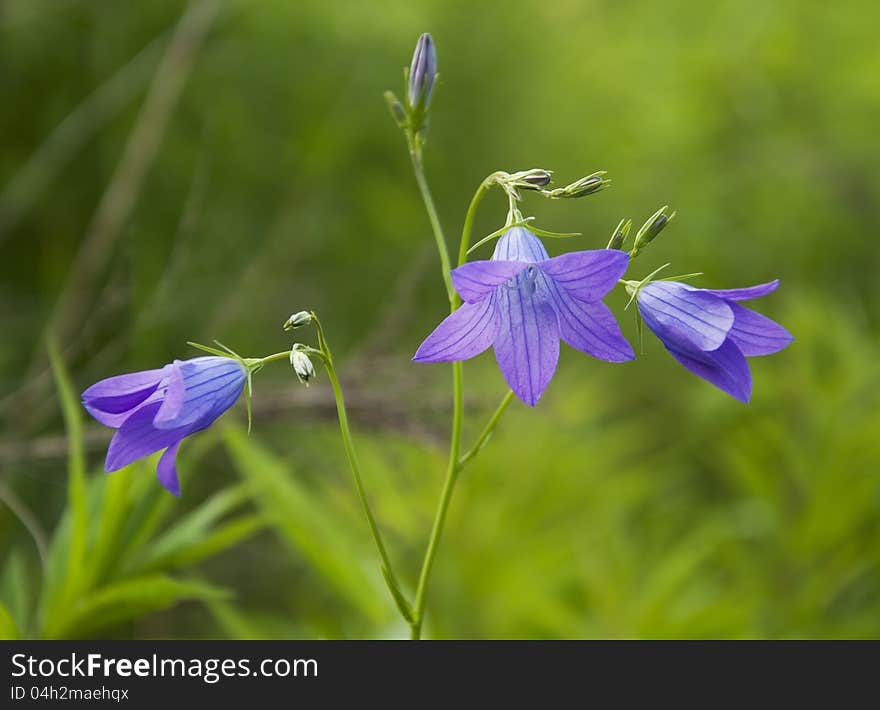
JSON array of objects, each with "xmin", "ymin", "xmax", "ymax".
[{"xmin": 529, "ymin": 225, "xmax": 582, "ymax": 239}]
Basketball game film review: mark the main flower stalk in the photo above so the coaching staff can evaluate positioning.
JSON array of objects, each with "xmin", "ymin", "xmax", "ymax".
[{"xmin": 408, "ymin": 170, "xmax": 501, "ymax": 639}]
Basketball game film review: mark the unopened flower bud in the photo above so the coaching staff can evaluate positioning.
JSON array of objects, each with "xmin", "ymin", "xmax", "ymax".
[
  {"xmin": 542, "ymin": 171, "xmax": 609, "ymax": 199},
  {"xmin": 290, "ymin": 348, "xmax": 316, "ymax": 386},
  {"xmin": 384, "ymin": 91, "xmax": 406, "ymax": 127},
  {"xmin": 607, "ymin": 218, "xmax": 632, "ymax": 250},
  {"xmin": 508, "ymin": 169, "xmax": 552, "ymax": 191},
  {"xmin": 632, "ymin": 206, "xmax": 676, "ymax": 256},
  {"xmin": 283, "ymin": 311, "xmax": 312, "ymax": 331},
  {"xmin": 407, "ymin": 33, "xmax": 437, "ymax": 111}
]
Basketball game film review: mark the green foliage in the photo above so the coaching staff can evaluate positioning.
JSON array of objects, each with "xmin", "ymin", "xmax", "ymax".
[
  {"xmin": 0, "ymin": 347, "xmax": 264, "ymax": 639},
  {"xmin": 223, "ymin": 425, "xmax": 393, "ymax": 627},
  {"xmin": 0, "ymin": 601, "xmax": 17, "ymax": 640}
]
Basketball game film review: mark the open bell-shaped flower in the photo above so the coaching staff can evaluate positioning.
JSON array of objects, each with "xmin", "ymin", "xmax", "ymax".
[
  {"xmin": 636, "ymin": 280, "xmax": 793, "ymax": 402},
  {"xmin": 81, "ymin": 356, "xmax": 246, "ymax": 495},
  {"xmin": 414, "ymin": 227, "xmax": 634, "ymax": 406}
]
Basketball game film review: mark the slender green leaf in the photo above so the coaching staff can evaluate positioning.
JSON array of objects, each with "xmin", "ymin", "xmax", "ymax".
[
  {"xmin": 206, "ymin": 599, "xmax": 308, "ymax": 640},
  {"xmin": 45, "ymin": 576, "xmax": 229, "ymax": 639},
  {"xmin": 138, "ymin": 515, "xmax": 268, "ymax": 573},
  {"xmin": 0, "ymin": 552, "xmax": 31, "ymax": 639},
  {"xmin": 125, "ymin": 485, "xmax": 250, "ymax": 573},
  {"xmin": 224, "ymin": 425, "xmax": 388, "ymax": 623},
  {"xmin": 46, "ymin": 337, "xmax": 88, "ymax": 597},
  {"xmin": 0, "ymin": 601, "xmax": 18, "ymax": 640}
]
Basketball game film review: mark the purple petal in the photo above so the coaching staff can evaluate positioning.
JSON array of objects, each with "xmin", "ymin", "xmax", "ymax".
[
  {"xmin": 81, "ymin": 367, "xmax": 166, "ymax": 427},
  {"xmin": 413, "ymin": 297, "xmax": 498, "ymax": 362},
  {"xmin": 493, "ymin": 276, "xmax": 560, "ymax": 406},
  {"xmin": 491, "ymin": 226, "xmax": 549, "ymax": 262},
  {"xmin": 638, "ymin": 282, "xmax": 734, "ymax": 353},
  {"xmin": 538, "ymin": 249, "xmax": 629, "ymax": 302},
  {"xmin": 105, "ymin": 402, "xmax": 188, "ymax": 472},
  {"xmin": 151, "ymin": 357, "xmax": 246, "ymax": 431},
  {"xmin": 154, "ymin": 360, "xmax": 185, "ymax": 426},
  {"xmin": 728, "ymin": 303, "xmax": 793, "ymax": 357},
  {"xmin": 156, "ymin": 440, "xmax": 182, "ymax": 496},
  {"xmin": 705, "ymin": 279, "xmax": 779, "ymax": 302},
  {"xmin": 543, "ymin": 278, "xmax": 634, "ymax": 362},
  {"xmin": 667, "ymin": 339, "xmax": 753, "ymax": 403},
  {"xmin": 451, "ymin": 260, "xmax": 529, "ymax": 303}
]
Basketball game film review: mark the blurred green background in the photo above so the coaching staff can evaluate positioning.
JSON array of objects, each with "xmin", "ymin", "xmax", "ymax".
[{"xmin": 1, "ymin": 0, "xmax": 879, "ymax": 639}]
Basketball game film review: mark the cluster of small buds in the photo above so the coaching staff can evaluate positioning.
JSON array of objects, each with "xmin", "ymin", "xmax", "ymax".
[
  {"xmin": 631, "ymin": 205, "xmax": 676, "ymax": 257},
  {"xmin": 541, "ymin": 171, "xmax": 610, "ymax": 199}
]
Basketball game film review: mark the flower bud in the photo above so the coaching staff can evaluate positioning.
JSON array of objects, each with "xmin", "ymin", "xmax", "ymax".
[
  {"xmin": 542, "ymin": 171, "xmax": 609, "ymax": 199},
  {"xmin": 632, "ymin": 206, "xmax": 675, "ymax": 256},
  {"xmin": 407, "ymin": 33, "xmax": 437, "ymax": 111},
  {"xmin": 283, "ymin": 311, "xmax": 313, "ymax": 331},
  {"xmin": 384, "ymin": 91, "xmax": 407, "ymax": 127},
  {"xmin": 507, "ymin": 169, "xmax": 552, "ymax": 191},
  {"xmin": 607, "ymin": 218, "xmax": 632, "ymax": 250},
  {"xmin": 290, "ymin": 348, "xmax": 316, "ymax": 386}
]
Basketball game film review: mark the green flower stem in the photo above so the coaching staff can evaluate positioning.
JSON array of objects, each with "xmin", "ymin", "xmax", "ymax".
[
  {"xmin": 410, "ymin": 360, "xmax": 461, "ymax": 639},
  {"xmin": 458, "ymin": 173, "xmax": 504, "ymax": 273},
  {"xmin": 457, "ymin": 390, "xmax": 515, "ymax": 470},
  {"xmin": 407, "ymin": 134, "xmax": 455, "ymax": 305},
  {"xmin": 312, "ymin": 316, "xmax": 410, "ymax": 620},
  {"xmin": 257, "ymin": 326, "xmax": 410, "ymax": 621},
  {"xmin": 409, "ymin": 172, "xmax": 501, "ymax": 639},
  {"xmin": 253, "ymin": 351, "xmax": 291, "ymax": 365}
]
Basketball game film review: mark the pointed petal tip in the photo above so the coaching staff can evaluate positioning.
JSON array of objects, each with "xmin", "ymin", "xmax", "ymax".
[
  {"xmin": 157, "ymin": 440, "xmax": 183, "ymax": 496},
  {"xmin": 618, "ymin": 345, "xmax": 637, "ymax": 362},
  {"xmin": 104, "ymin": 453, "xmax": 125, "ymax": 474},
  {"xmin": 412, "ymin": 299, "xmax": 498, "ymax": 363},
  {"xmin": 512, "ymin": 388, "xmax": 540, "ymax": 407},
  {"xmin": 707, "ymin": 279, "xmax": 781, "ymax": 302}
]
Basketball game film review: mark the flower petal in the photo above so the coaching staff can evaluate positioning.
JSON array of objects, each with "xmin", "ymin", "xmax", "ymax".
[
  {"xmin": 543, "ymin": 279, "xmax": 634, "ymax": 362},
  {"xmin": 727, "ymin": 303, "xmax": 794, "ymax": 357},
  {"xmin": 491, "ymin": 226, "xmax": 549, "ymax": 262},
  {"xmin": 154, "ymin": 360, "xmax": 185, "ymax": 426},
  {"xmin": 666, "ymin": 339, "xmax": 753, "ymax": 403},
  {"xmin": 538, "ymin": 249, "xmax": 629, "ymax": 302},
  {"xmin": 81, "ymin": 367, "xmax": 166, "ymax": 427},
  {"xmin": 638, "ymin": 282, "xmax": 734, "ymax": 353},
  {"xmin": 156, "ymin": 440, "xmax": 183, "ymax": 496},
  {"xmin": 152, "ymin": 356, "xmax": 246, "ymax": 431},
  {"xmin": 413, "ymin": 297, "xmax": 498, "ymax": 362},
  {"xmin": 493, "ymin": 276, "xmax": 560, "ymax": 406},
  {"xmin": 705, "ymin": 279, "xmax": 779, "ymax": 302},
  {"xmin": 105, "ymin": 402, "xmax": 188, "ymax": 472},
  {"xmin": 451, "ymin": 260, "xmax": 529, "ymax": 303}
]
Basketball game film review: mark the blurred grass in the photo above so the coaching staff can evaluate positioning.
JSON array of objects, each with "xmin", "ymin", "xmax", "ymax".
[{"xmin": 1, "ymin": 0, "xmax": 878, "ymax": 638}]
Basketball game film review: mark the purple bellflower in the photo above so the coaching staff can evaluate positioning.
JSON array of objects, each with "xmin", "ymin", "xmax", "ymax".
[
  {"xmin": 82, "ymin": 356, "xmax": 247, "ymax": 495},
  {"xmin": 414, "ymin": 227, "xmax": 634, "ymax": 406},
  {"xmin": 636, "ymin": 280, "xmax": 793, "ymax": 403}
]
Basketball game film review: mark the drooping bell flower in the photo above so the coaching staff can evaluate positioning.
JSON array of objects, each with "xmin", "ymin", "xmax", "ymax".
[
  {"xmin": 414, "ymin": 227, "xmax": 634, "ymax": 406},
  {"xmin": 82, "ymin": 356, "xmax": 247, "ymax": 495},
  {"xmin": 636, "ymin": 280, "xmax": 793, "ymax": 402}
]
